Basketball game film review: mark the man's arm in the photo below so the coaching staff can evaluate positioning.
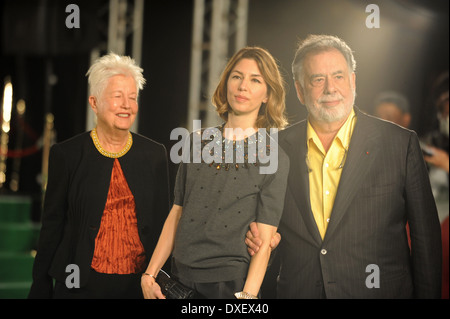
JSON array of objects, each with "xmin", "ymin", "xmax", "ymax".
[{"xmin": 406, "ymin": 132, "xmax": 442, "ymax": 298}]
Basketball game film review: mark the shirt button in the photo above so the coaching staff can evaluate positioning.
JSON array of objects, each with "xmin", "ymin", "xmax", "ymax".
[
  {"xmin": 325, "ymin": 190, "xmax": 330, "ymax": 195},
  {"xmin": 321, "ymin": 249, "xmax": 327, "ymax": 255},
  {"xmin": 326, "ymin": 218, "xmax": 330, "ymax": 223},
  {"xmin": 325, "ymin": 163, "xmax": 329, "ymax": 168}
]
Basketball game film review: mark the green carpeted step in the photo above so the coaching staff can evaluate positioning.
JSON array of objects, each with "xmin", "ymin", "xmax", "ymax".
[
  {"xmin": 0, "ymin": 194, "xmax": 37, "ymax": 299},
  {"xmin": 0, "ymin": 222, "xmax": 40, "ymax": 252},
  {"xmin": 0, "ymin": 252, "xmax": 35, "ymax": 283},
  {"xmin": 0, "ymin": 195, "xmax": 32, "ymax": 223},
  {"xmin": 0, "ymin": 282, "xmax": 32, "ymax": 299},
  {"xmin": 0, "ymin": 252, "xmax": 35, "ymax": 299}
]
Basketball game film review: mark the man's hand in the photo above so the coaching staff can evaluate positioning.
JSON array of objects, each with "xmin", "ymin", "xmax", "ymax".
[{"xmin": 245, "ymin": 222, "xmax": 281, "ymax": 256}]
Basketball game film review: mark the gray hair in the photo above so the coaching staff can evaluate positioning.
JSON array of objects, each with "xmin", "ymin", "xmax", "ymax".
[
  {"xmin": 86, "ymin": 52, "xmax": 146, "ymax": 98},
  {"xmin": 292, "ymin": 34, "xmax": 356, "ymax": 87}
]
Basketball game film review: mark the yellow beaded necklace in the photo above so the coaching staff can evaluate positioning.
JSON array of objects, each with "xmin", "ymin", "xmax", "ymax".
[{"xmin": 90, "ymin": 127, "xmax": 133, "ymax": 158}]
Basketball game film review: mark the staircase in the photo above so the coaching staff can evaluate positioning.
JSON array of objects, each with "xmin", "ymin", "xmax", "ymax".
[{"xmin": 0, "ymin": 195, "xmax": 40, "ymax": 299}]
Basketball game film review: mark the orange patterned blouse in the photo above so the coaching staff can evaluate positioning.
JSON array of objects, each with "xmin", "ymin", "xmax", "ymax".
[{"xmin": 91, "ymin": 158, "xmax": 146, "ymax": 274}]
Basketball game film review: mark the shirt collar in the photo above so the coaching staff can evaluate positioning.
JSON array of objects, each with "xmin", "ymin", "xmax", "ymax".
[{"xmin": 307, "ymin": 108, "xmax": 356, "ymax": 153}]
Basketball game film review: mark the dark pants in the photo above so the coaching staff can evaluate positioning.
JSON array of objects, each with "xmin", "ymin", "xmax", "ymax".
[
  {"xmin": 177, "ymin": 277, "xmax": 246, "ymax": 299},
  {"xmin": 53, "ymin": 269, "xmax": 143, "ymax": 299}
]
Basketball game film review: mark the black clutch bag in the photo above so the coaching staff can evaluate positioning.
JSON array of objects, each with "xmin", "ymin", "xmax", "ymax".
[{"xmin": 156, "ymin": 269, "xmax": 196, "ymax": 299}]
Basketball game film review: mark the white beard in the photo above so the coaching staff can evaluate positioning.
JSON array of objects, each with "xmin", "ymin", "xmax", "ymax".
[{"xmin": 306, "ymin": 90, "xmax": 356, "ymax": 124}]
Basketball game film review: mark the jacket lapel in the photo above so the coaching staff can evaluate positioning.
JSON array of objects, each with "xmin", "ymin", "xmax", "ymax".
[
  {"xmin": 281, "ymin": 122, "xmax": 323, "ymax": 245},
  {"xmin": 81, "ymin": 135, "xmax": 116, "ymax": 230},
  {"xmin": 323, "ymin": 111, "xmax": 381, "ymax": 242}
]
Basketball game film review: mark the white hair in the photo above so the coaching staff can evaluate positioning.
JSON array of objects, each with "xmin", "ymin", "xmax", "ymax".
[
  {"xmin": 292, "ymin": 34, "xmax": 356, "ymax": 87},
  {"xmin": 86, "ymin": 52, "xmax": 146, "ymax": 98}
]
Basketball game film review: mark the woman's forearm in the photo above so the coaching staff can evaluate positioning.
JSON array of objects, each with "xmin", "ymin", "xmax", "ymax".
[
  {"xmin": 144, "ymin": 204, "xmax": 183, "ymax": 276},
  {"xmin": 242, "ymin": 243, "xmax": 271, "ymax": 296},
  {"xmin": 242, "ymin": 223, "xmax": 277, "ymax": 297}
]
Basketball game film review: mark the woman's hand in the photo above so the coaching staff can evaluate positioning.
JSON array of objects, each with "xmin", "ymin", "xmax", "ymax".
[
  {"xmin": 141, "ymin": 274, "xmax": 166, "ymax": 299},
  {"xmin": 141, "ymin": 204, "xmax": 183, "ymax": 299}
]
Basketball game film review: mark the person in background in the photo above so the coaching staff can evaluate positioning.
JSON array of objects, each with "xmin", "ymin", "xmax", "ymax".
[
  {"xmin": 141, "ymin": 47, "xmax": 289, "ymax": 299},
  {"xmin": 421, "ymin": 71, "xmax": 449, "ymax": 299},
  {"xmin": 422, "ymin": 71, "xmax": 449, "ymax": 174},
  {"xmin": 372, "ymin": 91, "xmax": 411, "ymax": 128},
  {"xmin": 28, "ymin": 53, "xmax": 170, "ymax": 298},
  {"xmin": 246, "ymin": 34, "xmax": 442, "ymax": 298}
]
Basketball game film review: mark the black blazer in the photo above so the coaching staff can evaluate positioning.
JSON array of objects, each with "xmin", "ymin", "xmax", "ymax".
[
  {"xmin": 28, "ymin": 132, "xmax": 170, "ymax": 298},
  {"xmin": 277, "ymin": 109, "xmax": 442, "ymax": 298}
]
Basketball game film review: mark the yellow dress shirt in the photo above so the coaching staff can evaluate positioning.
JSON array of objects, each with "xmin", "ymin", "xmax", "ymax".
[{"xmin": 307, "ymin": 109, "xmax": 356, "ymax": 239}]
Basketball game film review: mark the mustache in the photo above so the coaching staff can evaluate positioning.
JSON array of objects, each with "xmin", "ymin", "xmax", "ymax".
[{"xmin": 318, "ymin": 94, "xmax": 343, "ymax": 103}]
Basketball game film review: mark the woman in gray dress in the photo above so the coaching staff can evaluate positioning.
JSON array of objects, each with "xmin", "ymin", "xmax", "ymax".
[{"xmin": 141, "ymin": 47, "xmax": 289, "ymax": 299}]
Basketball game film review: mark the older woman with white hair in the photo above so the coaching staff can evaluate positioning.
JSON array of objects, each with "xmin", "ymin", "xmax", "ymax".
[{"xmin": 28, "ymin": 53, "xmax": 170, "ymax": 298}]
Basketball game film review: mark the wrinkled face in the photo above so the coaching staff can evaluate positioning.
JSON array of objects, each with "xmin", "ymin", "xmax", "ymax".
[
  {"xmin": 295, "ymin": 49, "xmax": 356, "ymax": 125},
  {"xmin": 226, "ymin": 58, "xmax": 268, "ymax": 119},
  {"xmin": 90, "ymin": 75, "xmax": 138, "ymax": 131}
]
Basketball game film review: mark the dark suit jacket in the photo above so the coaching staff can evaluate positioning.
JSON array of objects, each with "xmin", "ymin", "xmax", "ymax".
[
  {"xmin": 28, "ymin": 132, "xmax": 170, "ymax": 298},
  {"xmin": 277, "ymin": 108, "xmax": 442, "ymax": 298}
]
